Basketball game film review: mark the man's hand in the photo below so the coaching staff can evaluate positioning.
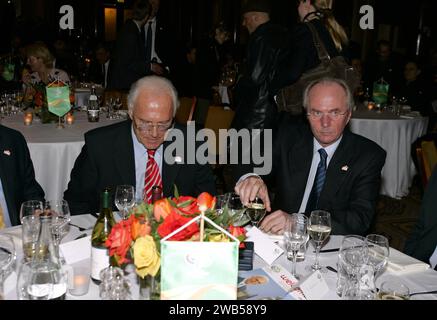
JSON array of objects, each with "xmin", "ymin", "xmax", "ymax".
[
  {"xmin": 259, "ymin": 210, "xmax": 288, "ymax": 234},
  {"xmin": 234, "ymin": 176, "xmax": 271, "ymax": 212}
]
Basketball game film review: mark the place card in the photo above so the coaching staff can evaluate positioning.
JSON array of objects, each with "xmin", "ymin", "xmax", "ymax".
[
  {"xmin": 60, "ymin": 235, "xmax": 91, "ymax": 264},
  {"xmin": 246, "ymin": 227, "xmax": 283, "ymax": 265},
  {"xmin": 298, "ymin": 270, "xmax": 329, "ymax": 300}
]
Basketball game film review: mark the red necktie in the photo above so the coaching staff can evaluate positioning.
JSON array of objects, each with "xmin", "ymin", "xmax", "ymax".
[{"xmin": 143, "ymin": 149, "xmax": 162, "ymax": 204}]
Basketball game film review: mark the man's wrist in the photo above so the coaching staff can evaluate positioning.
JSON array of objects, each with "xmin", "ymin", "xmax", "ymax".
[{"xmin": 236, "ymin": 173, "xmax": 262, "ymax": 185}]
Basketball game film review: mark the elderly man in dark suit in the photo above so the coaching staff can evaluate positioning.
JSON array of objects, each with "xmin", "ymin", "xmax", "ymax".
[
  {"xmin": 0, "ymin": 126, "xmax": 44, "ymax": 227},
  {"xmin": 404, "ymin": 168, "xmax": 437, "ymax": 269},
  {"xmin": 235, "ymin": 77, "xmax": 386, "ymax": 235},
  {"xmin": 64, "ymin": 76, "xmax": 216, "ymax": 215}
]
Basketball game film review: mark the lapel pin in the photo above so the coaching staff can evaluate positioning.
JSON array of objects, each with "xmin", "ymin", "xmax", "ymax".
[
  {"xmin": 175, "ymin": 156, "xmax": 182, "ymax": 163},
  {"xmin": 341, "ymin": 165, "xmax": 349, "ymax": 172},
  {"xmin": 3, "ymin": 150, "xmax": 11, "ymax": 156}
]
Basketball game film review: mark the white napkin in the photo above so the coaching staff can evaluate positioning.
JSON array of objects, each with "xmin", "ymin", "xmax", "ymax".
[{"xmin": 386, "ymin": 248, "xmax": 430, "ymax": 275}]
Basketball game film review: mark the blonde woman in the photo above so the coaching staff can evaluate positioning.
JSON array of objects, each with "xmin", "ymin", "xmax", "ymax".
[
  {"xmin": 23, "ymin": 42, "xmax": 70, "ymax": 87},
  {"xmin": 274, "ymin": 0, "xmax": 349, "ymax": 94}
]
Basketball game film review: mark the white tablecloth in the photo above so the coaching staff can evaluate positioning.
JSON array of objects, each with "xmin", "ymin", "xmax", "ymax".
[
  {"xmin": 349, "ymin": 111, "xmax": 428, "ymax": 199},
  {"xmin": 1, "ymin": 112, "xmax": 125, "ymax": 200},
  {"xmin": 3, "ymin": 215, "xmax": 437, "ymax": 300}
]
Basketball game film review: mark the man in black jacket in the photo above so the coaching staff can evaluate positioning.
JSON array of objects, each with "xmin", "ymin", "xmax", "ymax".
[
  {"xmin": 235, "ymin": 78, "xmax": 386, "ymax": 235},
  {"xmin": 232, "ymin": 0, "xmax": 289, "ymax": 130},
  {"xmin": 64, "ymin": 76, "xmax": 216, "ymax": 215},
  {"xmin": 0, "ymin": 126, "xmax": 44, "ymax": 227}
]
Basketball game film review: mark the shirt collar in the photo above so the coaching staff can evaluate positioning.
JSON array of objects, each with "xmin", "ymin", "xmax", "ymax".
[{"xmin": 313, "ymin": 135, "xmax": 343, "ymax": 163}]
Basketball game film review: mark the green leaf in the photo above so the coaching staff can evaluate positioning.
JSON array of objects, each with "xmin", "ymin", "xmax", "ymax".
[{"xmin": 173, "ymin": 184, "xmax": 180, "ymax": 198}]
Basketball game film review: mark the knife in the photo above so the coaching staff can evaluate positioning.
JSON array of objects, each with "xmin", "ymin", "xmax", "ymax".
[{"xmin": 314, "ymin": 248, "xmax": 340, "ymax": 253}]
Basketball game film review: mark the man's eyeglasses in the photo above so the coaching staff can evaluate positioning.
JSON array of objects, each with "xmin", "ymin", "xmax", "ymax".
[
  {"xmin": 134, "ymin": 119, "xmax": 174, "ymax": 134},
  {"xmin": 306, "ymin": 110, "xmax": 349, "ymax": 120}
]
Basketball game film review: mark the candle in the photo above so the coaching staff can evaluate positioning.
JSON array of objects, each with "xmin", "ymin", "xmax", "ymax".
[
  {"xmin": 66, "ymin": 113, "xmax": 74, "ymax": 125},
  {"xmin": 367, "ymin": 102, "xmax": 375, "ymax": 111},
  {"xmin": 24, "ymin": 112, "xmax": 33, "ymax": 125},
  {"xmin": 69, "ymin": 270, "xmax": 90, "ymax": 296}
]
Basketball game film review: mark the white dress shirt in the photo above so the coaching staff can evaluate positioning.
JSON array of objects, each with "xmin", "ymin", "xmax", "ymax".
[
  {"xmin": 131, "ymin": 126, "xmax": 163, "ymax": 200},
  {"xmin": 429, "ymin": 245, "xmax": 437, "ymax": 269},
  {"xmin": 143, "ymin": 17, "xmax": 162, "ymax": 64},
  {"xmin": 298, "ymin": 137, "xmax": 342, "ymax": 213}
]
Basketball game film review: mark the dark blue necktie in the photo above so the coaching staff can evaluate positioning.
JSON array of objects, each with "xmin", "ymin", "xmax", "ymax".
[
  {"xmin": 305, "ymin": 148, "xmax": 328, "ymax": 214},
  {"xmin": 144, "ymin": 21, "xmax": 153, "ymax": 63}
]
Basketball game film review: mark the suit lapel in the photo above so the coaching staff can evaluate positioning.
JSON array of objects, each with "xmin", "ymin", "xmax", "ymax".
[
  {"xmin": 114, "ymin": 122, "xmax": 136, "ymax": 186},
  {"xmin": 319, "ymin": 131, "xmax": 354, "ymax": 204},
  {"xmin": 161, "ymin": 138, "xmax": 181, "ymax": 197},
  {"xmin": 287, "ymin": 131, "xmax": 313, "ymax": 211}
]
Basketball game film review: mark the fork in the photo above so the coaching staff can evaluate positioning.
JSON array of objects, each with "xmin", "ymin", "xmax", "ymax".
[{"xmin": 409, "ymin": 290, "xmax": 437, "ymax": 296}]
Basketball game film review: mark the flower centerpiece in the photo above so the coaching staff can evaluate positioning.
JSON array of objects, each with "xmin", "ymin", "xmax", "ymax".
[{"xmin": 104, "ymin": 191, "xmax": 248, "ymax": 297}]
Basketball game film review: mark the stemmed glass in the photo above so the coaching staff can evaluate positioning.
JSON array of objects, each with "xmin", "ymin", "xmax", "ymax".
[
  {"xmin": 19, "ymin": 200, "xmax": 44, "ymax": 223},
  {"xmin": 365, "ymin": 234, "xmax": 389, "ymax": 281},
  {"xmin": 44, "ymin": 200, "xmax": 71, "ymax": 246},
  {"xmin": 245, "ymin": 197, "xmax": 266, "ymax": 227},
  {"xmin": 0, "ymin": 234, "xmax": 16, "ymax": 300},
  {"xmin": 115, "ymin": 185, "xmax": 135, "ymax": 220},
  {"xmin": 284, "ymin": 213, "xmax": 308, "ymax": 280},
  {"xmin": 307, "ymin": 210, "xmax": 331, "ymax": 272}
]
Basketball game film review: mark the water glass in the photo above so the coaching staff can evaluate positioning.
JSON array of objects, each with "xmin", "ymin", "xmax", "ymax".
[
  {"xmin": 21, "ymin": 215, "xmax": 41, "ymax": 262},
  {"xmin": 283, "ymin": 213, "xmax": 308, "ymax": 280},
  {"xmin": 19, "ymin": 200, "xmax": 44, "ymax": 223}
]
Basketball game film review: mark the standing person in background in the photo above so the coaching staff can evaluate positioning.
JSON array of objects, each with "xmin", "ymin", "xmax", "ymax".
[
  {"xmin": 194, "ymin": 22, "xmax": 232, "ymax": 125},
  {"xmin": 107, "ymin": 0, "xmax": 151, "ymax": 90},
  {"xmin": 274, "ymin": 0, "xmax": 349, "ymax": 115},
  {"xmin": 142, "ymin": 0, "xmax": 173, "ymax": 77},
  {"xmin": 232, "ymin": 0, "xmax": 289, "ymax": 131}
]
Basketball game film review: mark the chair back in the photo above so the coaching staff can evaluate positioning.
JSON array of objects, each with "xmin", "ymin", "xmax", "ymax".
[
  {"xmin": 421, "ymin": 140, "xmax": 437, "ymax": 183},
  {"xmin": 175, "ymin": 96, "xmax": 196, "ymax": 124},
  {"xmin": 204, "ymin": 106, "xmax": 235, "ymax": 157}
]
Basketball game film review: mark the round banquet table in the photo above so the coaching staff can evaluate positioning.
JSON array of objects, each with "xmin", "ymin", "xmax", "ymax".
[
  {"xmin": 349, "ymin": 110, "xmax": 428, "ymax": 199},
  {"xmin": 1, "ymin": 111, "xmax": 126, "ymax": 201}
]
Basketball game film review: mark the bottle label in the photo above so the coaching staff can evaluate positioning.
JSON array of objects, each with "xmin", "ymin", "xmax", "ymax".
[
  {"xmin": 91, "ymin": 247, "xmax": 109, "ymax": 281},
  {"xmin": 89, "ymin": 95, "xmax": 97, "ymax": 101}
]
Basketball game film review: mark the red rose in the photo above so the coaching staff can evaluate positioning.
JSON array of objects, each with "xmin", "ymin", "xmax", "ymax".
[
  {"xmin": 105, "ymin": 219, "xmax": 133, "ymax": 265},
  {"xmin": 157, "ymin": 211, "xmax": 199, "ymax": 241},
  {"xmin": 173, "ymin": 196, "xmax": 199, "ymax": 216},
  {"xmin": 228, "ymin": 225, "xmax": 247, "ymax": 248}
]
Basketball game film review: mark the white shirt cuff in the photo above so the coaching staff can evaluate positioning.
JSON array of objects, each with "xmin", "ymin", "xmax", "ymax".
[{"xmin": 236, "ymin": 173, "xmax": 261, "ymax": 185}]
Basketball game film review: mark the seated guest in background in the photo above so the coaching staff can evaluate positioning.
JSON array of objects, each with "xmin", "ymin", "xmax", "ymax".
[
  {"xmin": 64, "ymin": 75, "xmax": 216, "ymax": 215},
  {"xmin": 22, "ymin": 42, "xmax": 70, "ymax": 88},
  {"xmin": 404, "ymin": 167, "xmax": 437, "ymax": 270},
  {"xmin": 235, "ymin": 77, "xmax": 386, "ymax": 235},
  {"xmin": 89, "ymin": 42, "xmax": 111, "ymax": 88},
  {"xmin": 0, "ymin": 125, "xmax": 45, "ymax": 227},
  {"xmin": 107, "ymin": 0, "xmax": 151, "ymax": 90}
]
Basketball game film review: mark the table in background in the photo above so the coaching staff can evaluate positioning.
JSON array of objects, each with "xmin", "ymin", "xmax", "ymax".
[
  {"xmin": 3, "ymin": 215, "xmax": 437, "ymax": 300},
  {"xmin": 349, "ymin": 110, "xmax": 428, "ymax": 199},
  {"xmin": 1, "ymin": 111, "xmax": 126, "ymax": 200}
]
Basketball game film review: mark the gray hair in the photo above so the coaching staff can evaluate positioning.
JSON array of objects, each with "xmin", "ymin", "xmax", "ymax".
[
  {"xmin": 302, "ymin": 77, "xmax": 354, "ymax": 111},
  {"xmin": 127, "ymin": 75, "xmax": 179, "ymax": 117}
]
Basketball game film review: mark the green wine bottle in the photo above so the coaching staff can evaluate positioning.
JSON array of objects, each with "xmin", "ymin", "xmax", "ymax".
[{"xmin": 91, "ymin": 187, "xmax": 116, "ymax": 284}]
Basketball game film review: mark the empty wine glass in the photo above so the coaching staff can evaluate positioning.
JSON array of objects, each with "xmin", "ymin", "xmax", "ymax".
[
  {"xmin": 365, "ymin": 234, "xmax": 389, "ymax": 281},
  {"xmin": 44, "ymin": 200, "xmax": 71, "ymax": 246},
  {"xmin": 0, "ymin": 234, "xmax": 16, "ymax": 300},
  {"xmin": 284, "ymin": 213, "xmax": 308, "ymax": 280},
  {"xmin": 19, "ymin": 200, "xmax": 44, "ymax": 223},
  {"xmin": 115, "ymin": 185, "xmax": 135, "ymax": 220},
  {"xmin": 307, "ymin": 210, "xmax": 331, "ymax": 272}
]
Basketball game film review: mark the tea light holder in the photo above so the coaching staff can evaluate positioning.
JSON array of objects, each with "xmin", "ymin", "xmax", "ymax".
[
  {"xmin": 367, "ymin": 102, "xmax": 375, "ymax": 111},
  {"xmin": 24, "ymin": 112, "xmax": 33, "ymax": 125},
  {"xmin": 66, "ymin": 113, "xmax": 74, "ymax": 125}
]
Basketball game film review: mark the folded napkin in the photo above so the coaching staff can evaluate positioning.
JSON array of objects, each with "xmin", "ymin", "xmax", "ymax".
[{"xmin": 386, "ymin": 248, "xmax": 430, "ymax": 275}]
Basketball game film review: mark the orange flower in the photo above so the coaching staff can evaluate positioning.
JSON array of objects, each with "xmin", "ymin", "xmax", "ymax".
[
  {"xmin": 153, "ymin": 198, "xmax": 173, "ymax": 222},
  {"xmin": 131, "ymin": 215, "xmax": 151, "ymax": 239},
  {"xmin": 228, "ymin": 225, "xmax": 247, "ymax": 248},
  {"xmin": 105, "ymin": 218, "xmax": 133, "ymax": 265},
  {"xmin": 197, "ymin": 192, "xmax": 216, "ymax": 211},
  {"xmin": 157, "ymin": 211, "xmax": 199, "ymax": 241}
]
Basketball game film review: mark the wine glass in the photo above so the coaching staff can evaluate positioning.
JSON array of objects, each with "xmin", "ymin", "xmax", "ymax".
[
  {"xmin": 214, "ymin": 194, "xmax": 230, "ymax": 216},
  {"xmin": 0, "ymin": 234, "xmax": 16, "ymax": 300},
  {"xmin": 44, "ymin": 200, "xmax": 71, "ymax": 246},
  {"xmin": 245, "ymin": 197, "xmax": 266, "ymax": 227},
  {"xmin": 115, "ymin": 185, "xmax": 135, "ymax": 220},
  {"xmin": 284, "ymin": 213, "xmax": 308, "ymax": 280},
  {"xmin": 365, "ymin": 234, "xmax": 389, "ymax": 281},
  {"xmin": 19, "ymin": 200, "xmax": 44, "ymax": 223},
  {"xmin": 307, "ymin": 210, "xmax": 331, "ymax": 272}
]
